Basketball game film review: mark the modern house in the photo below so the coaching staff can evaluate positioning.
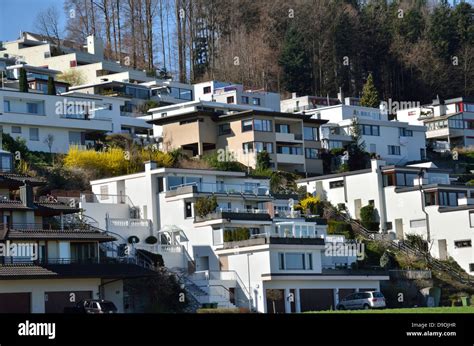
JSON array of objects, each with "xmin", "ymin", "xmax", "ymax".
[
  {"xmin": 298, "ymin": 159, "xmax": 474, "ymax": 274},
  {"xmin": 282, "ymin": 95, "xmax": 427, "ymax": 164},
  {"xmin": 147, "ymin": 105, "xmax": 328, "ymax": 175},
  {"xmin": 0, "ymin": 87, "xmax": 152, "ymax": 153},
  {"xmin": 397, "ymin": 96, "xmax": 474, "ymax": 151},
  {"xmin": 77, "ymin": 162, "xmax": 389, "ymax": 312},
  {"xmin": 0, "ymin": 151, "xmax": 155, "ymax": 313}
]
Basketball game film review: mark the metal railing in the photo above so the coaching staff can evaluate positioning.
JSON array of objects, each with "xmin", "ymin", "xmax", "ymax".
[
  {"xmin": 169, "ymin": 182, "xmax": 270, "ymax": 196},
  {"xmin": 194, "ymin": 209, "xmax": 270, "ymax": 222},
  {"xmin": 1, "ymin": 222, "xmax": 93, "ymax": 231},
  {"xmin": 80, "ymin": 193, "xmax": 136, "ymax": 207},
  {"xmin": 334, "ymin": 211, "xmax": 474, "ymax": 285}
]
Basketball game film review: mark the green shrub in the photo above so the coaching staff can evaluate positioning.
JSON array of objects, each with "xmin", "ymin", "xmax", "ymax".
[
  {"xmin": 360, "ymin": 204, "xmax": 379, "ymax": 232},
  {"xmin": 405, "ymin": 233, "xmax": 428, "ymax": 252},
  {"xmin": 327, "ymin": 220, "xmax": 353, "ymax": 239},
  {"xmin": 194, "ymin": 196, "xmax": 218, "ymax": 218},
  {"xmin": 223, "ymin": 228, "xmax": 250, "ymax": 242}
]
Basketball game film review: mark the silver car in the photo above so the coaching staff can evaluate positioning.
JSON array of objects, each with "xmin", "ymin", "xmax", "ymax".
[{"xmin": 337, "ymin": 291, "xmax": 386, "ymax": 310}]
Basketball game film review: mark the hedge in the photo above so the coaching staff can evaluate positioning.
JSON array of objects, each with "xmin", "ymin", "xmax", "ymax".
[{"xmin": 327, "ymin": 220, "xmax": 353, "ymax": 239}]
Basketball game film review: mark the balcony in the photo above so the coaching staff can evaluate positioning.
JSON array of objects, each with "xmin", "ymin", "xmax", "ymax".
[
  {"xmin": 275, "ymin": 132, "xmax": 303, "ymax": 142},
  {"xmin": 194, "ymin": 209, "xmax": 271, "ymax": 223},
  {"xmin": 166, "ymin": 182, "xmax": 270, "ymax": 198},
  {"xmin": 222, "ymin": 236, "xmax": 325, "ymax": 249},
  {"xmin": 426, "ymin": 127, "xmax": 464, "ymax": 139},
  {"xmin": 276, "ymin": 153, "xmax": 305, "ymax": 164}
]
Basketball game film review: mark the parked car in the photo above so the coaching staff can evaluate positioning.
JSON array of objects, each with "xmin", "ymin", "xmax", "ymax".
[
  {"xmin": 63, "ymin": 300, "xmax": 118, "ymax": 314},
  {"xmin": 337, "ymin": 291, "xmax": 386, "ymax": 310}
]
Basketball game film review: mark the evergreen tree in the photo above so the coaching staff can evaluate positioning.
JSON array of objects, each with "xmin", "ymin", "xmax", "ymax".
[
  {"xmin": 360, "ymin": 74, "xmax": 379, "ymax": 108},
  {"xmin": 47, "ymin": 76, "xmax": 56, "ymax": 95},
  {"xmin": 19, "ymin": 68, "xmax": 28, "ymax": 93},
  {"xmin": 278, "ymin": 26, "xmax": 312, "ymax": 95},
  {"xmin": 347, "ymin": 118, "xmax": 370, "ymax": 171}
]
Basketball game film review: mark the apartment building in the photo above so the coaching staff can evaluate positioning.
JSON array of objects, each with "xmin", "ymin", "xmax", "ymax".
[
  {"xmin": 397, "ymin": 96, "xmax": 474, "ymax": 151},
  {"xmin": 0, "ymin": 151, "xmax": 154, "ymax": 313},
  {"xmin": 282, "ymin": 95, "xmax": 427, "ymax": 164},
  {"xmin": 194, "ymin": 81, "xmax": 281, "ymax": 111},
  {"xmin": 2, "ymin": 32, "xmax": 155, "ymax": 85},
  {"xmin": 148, "ymin": 104, "xmax": 327, "ymax": 174},
  {"xmin": 78, "ymin": 162, "xmax": 388, "ymax": 312},
  {"xmin": 298, "ymin": 159, "xmax": 474, "ymax": 274},
  {"xmin": 0, "ymin": 86, "xmax": 152, "ymax": 153}
]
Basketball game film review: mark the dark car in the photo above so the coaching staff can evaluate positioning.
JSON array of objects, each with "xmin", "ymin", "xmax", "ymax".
[{"xmin": 64, "ymin": 299, "xmax": 118, "ymax": 314}]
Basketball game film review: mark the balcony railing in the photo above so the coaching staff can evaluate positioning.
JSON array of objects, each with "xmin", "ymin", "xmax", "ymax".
[
  {"xmin": 168, "ymin": 182, "xmax": 270, "ymax": 196},
  {"xmin": 0, "ymin": 222, "xmax": 93, "ymax": 231},
  {"xmin": 194, "ymin": 209, "xmax": 271, "ymax": 223},
  {"xmin": 80, "ymin": 193, "xmax": 135, "ymax": 206}
]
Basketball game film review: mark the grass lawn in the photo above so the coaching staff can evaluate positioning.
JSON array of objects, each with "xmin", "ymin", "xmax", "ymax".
[{"xmin": 308, "ymin": 306, "xmax": 474, "ymax": 313}]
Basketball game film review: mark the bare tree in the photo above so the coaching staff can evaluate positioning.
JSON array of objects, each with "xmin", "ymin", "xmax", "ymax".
[{"xmin": 35, "ymin": 5, "xmax": 62, "ymax": 48}]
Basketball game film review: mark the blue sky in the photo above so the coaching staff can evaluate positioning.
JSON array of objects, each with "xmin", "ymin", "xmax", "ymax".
[{"xmin": 0, "ymin": 0, "xmax": 66, "ymax": 42}]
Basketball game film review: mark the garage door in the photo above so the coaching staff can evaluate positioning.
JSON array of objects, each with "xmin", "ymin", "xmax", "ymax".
[
  {"xmin": 338, "ymin": 289, "xmax": 355, "ymax": 302},
  {"xmin": 0, "ymin": 293, "xmax": 31, "ymax": 313},
  {"xmin": 45, "ymin": 291, "xmax": 93, "ymax": 313},
  {"xmin": 300, "ymin": 289, "xmax": 334, "ymax": 312}
]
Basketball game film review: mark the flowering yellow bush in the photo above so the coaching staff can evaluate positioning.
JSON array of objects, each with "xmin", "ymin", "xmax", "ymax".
[{"xmin": 64, "ymin": 146, "xmax": 173, "ymax": 178}]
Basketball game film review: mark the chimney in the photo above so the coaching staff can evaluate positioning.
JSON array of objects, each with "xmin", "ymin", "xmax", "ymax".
[
  {"xmin": 86, "ymin": 35, "xmax": 104, "ymax": 59},
  {"xmin": 292, "ymin": 92, "xmax": 297, "ymax": 99},
  {"xmin": 19, "ymin": 181, "xmax": 34, "ymax": 208},
  {"xmin": 145, "ymin": 161, "xmax": 157, "ymax": 171}
]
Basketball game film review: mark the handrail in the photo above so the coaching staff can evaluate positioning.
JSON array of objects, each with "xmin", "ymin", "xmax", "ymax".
[{"xmin": 334, "ymin": 211, "xmax": 473, "ymax": 285}]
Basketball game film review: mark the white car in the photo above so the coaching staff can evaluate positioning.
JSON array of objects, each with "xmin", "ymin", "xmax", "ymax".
[{"xmin": 337, "ymin": 291, "xmax": 386, "ymax": 310}]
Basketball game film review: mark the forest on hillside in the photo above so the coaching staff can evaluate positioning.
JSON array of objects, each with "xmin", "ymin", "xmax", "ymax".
[{"xmin": 35, "ymin": 0, "xmax": 474, "ymax": 103}]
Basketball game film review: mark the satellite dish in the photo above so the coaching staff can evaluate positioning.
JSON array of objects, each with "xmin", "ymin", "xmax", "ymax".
[{"xmin": 288, "ymin": 199, "xmax": 294, "ymax": 208}]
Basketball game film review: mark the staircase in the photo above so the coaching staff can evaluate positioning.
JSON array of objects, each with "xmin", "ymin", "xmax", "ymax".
[{"xmin": 335, "ymin": 212, "xmax": 474, "ymax": 286}]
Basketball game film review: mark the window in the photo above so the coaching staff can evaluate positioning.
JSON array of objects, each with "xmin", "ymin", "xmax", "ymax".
[
  {"xmin": 439, "ymin": 191, "xmax": 466, "ymax": 207},
  {"xmin": 241, "ymin": 96, "xmax": 249, "ymax": 104},
  {"xmin": 68, "ymin": 131, "xmax": 83, "ymax": 145},
  {"xmin": 424, "ymin": 192, "xmax": 437, "ymax": 206},
  {"xmin": 454, "ymin": 240, "xmax": 472, "ymax": 248},
  {"xmin": 218, "ymin": 123, "xmax": 231, "ymax": 135},
  {"xmin": 226, "ymin": 96, "xmax": 235, "ymax": 104},
  {"xmin": 465, "ymin": 104, "xmax": 474, "ymax": 112},
  {"xmin": 3, "ymin": 100, "xmax": 10, "ymax": 112},
  {"xmin": 29, "ymin": 128, "xmax": 39, "ymax": 141},
  {"xmin": 27, "ymin": 103, "xmax": 38, "ymax": 114},
  {"xmin": 449, "ymin": 114, "xmax": 464, "ymax": 129},
  {"xmin": 276, "ymin": 124, "xmax": 290, "ymax": 133},
  {"xmin": 242, "ymin": 142, "xmax": 254, "ymax": 153},
  {"xmin": 285, "ymin": 253, "xmax": 305, "ymax": 270},
  {"xmin": 383, "ymin": 173, "xmax": 395, "ymax": 186},
  {"xmin": 243, "ymin": 142, "xmax": 273, "ymax": 153},
  {"xmin": 203, "ymin": 86, "xmax": 211, "ymax": 94},
  {"xmin": 303, "ymin": 127, "xmax": 319, "ymax": 141},
  {"xmin": 167, "ymin": 176, "xmax": 184, "ymax": 190},
  {"xmin": 363, "ymin": 125, "xmax": 380, "ymax": 136},
  {"xmin": 242, "ymin": 120, "xmax": 253, "ymax": 132},
  {"xmin": 278, "ymin": 253, "xmax": 313, "ymax": 270},
  {"xmin": 329, "ymin": 180, "xmax": 344, "ymax": 189},
  {"xmin": 305, "ymin": 148, "xmax": 319, "ymax": 159},
  {"xmin": 470, "ymin": 212, "xmax": 474, "ymax": 228},
  {"xmin": 11, "ymin": 126, "xmax": 21, "ymax": 134},
  {"xmin": 185, "ymin": 202, "xmax": 193, "ymax": 218},
  {"xmin": 277, "ymin": 146, "xmax": 302, "ymax": 155},
  {"xmin": 253, "ymin": 119, "xmax": 272, "ymax": 132},
  {"xmin": 388, "ymin": 145, "xmax": 401, "ymax": 155},
  {"xmin": 399, "ymin": 128, "xmax": 413, "ymax": 137},
  {"xmin": 470, "ymin": 263, "xmax": 474, "ymax": 272},
  {"xmin": 329, "ymin": 140, "xmax": 343, "ymax": 149},
  {"xmin": 252, "ymin": 98, "xmax": 260, "ymax": 106}
]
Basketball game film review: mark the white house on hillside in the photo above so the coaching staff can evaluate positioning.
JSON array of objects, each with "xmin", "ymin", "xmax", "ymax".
[
  {"xmin": 298, "ymin": 159, "xmax": 474, "ymax": 274},
  {"xmin": 77, "ymin": 163, "xmax": 389, "ymax": 313}
]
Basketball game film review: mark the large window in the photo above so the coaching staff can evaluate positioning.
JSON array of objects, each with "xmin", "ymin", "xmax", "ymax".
[
  {"xmin": 277, "ymin": 145, "xmax": 302, "ymax": 155},
  {"xmin": 399, "ymin": 128, "xmax": 413, "ymax": 137},
  {"xmin": 29, "ymin": 128, "xmax": 39, "ymax": 141},
  {"xmin": 303, "ymin": 127, "xmax": 319, "ymax": 141},
  {"xmin": 243, "ymin": 142, "xmax": 273, "ymax": 153},
  {"xmin": 241, "ymin": 119, "xmax": 272, "ymax": 132},
  {"xmin": 362, "ymin": 125, "xmax": 380, "ymax": 136},
  {"xmin": 439, "ymin": 191, "xmax": 466, "ymax": 207},
  {"xmin": 167, "ymin": 176, "xmax": 201, "ymax": 190},
  {"xmin": 27, "ymin": 103, "xmax": 38, "ymax": 114},
  {"xmin": 278, "ymin": 252, "xmax": 313, "ymax": 270},
  {"xmin": 448, "ymin": 114, "xmax": 464, "ymax": 129},
  {"xmin": 329, "ymin": 180, "xmax": 344, "ymax": 189},
  {"xmin": 465, "ymin": 104, "xmax": 474, "ymax": 112},
  {"xmin": 218, "ymin": 123, "xmax": 231, "ymax": 135},
  {"xmin": 276, "ymin": 124, "xmax": 290, "ymax": 133},
  {"xmin": 305, "ymin": 148, "xmax": 319, "ymax": 159},
  {"xmin": 388, "ymin": 145, "xmax": 401, "ymax": 155}
]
